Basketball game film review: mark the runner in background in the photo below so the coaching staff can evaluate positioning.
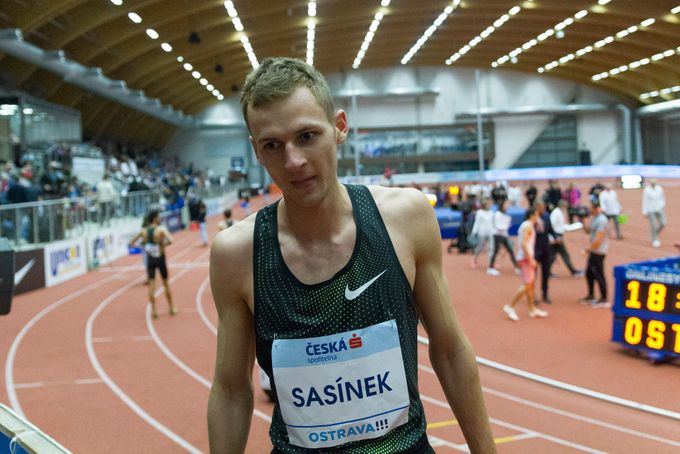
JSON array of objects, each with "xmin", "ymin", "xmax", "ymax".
[{"xmin": 128, "ymin": 209, "xmax": 178, "ymax": 319}]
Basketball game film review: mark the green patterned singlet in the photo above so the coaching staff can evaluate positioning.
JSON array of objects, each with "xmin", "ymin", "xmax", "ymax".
[{"xmin": 254, "ymin": 185, "xmax": 433, "ymax": 453}]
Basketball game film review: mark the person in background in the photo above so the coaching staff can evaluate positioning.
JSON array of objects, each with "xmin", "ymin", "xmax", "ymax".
[
  {"xmin": 588, "ymin": 181, "xmax": 605, "ymax": 204},
  {"xmin": 579, "ymin": 202, "xmax": 610, "ymax": 308},
  {"xmin": 525, "ymin": 183, "xmax": 538, "ymax": 207},
  {"xmin": 128, "ymin": 209, "xmax": 178, "ymax": 319},
  {"xmin": 487, "ymin": 199, "xmax": 519, "ymax": 276},
  {"xmin": 642, "ymin": 179, "xmax": 666, "ymax": 248},
  {"xmin": 549, "ymin": 200, "xmax": 583, "ymax": 277},
  {"xmin": 599, "ymin": 184, "xmax": 623, "ymax": 240},
  {"xmin": 503, "ymin": 207, "xmax": 548, "ymax": 321},
  {"xmin": 534, "ymin": 201, "xmax": 555, "ymax": 304},
  {"xmin": 543, "ymin": 179, "xmax": 562, "ymax": 209},
  {"xmin": 563, "ymin": 182, "xmax": 582, "ymax": 223},
  {"xmin": 471, "ymin": 198, "xmax": 494, "ymax": 269},
  {"xmin": 197, "ymin": 200, "xmax": 208, "ymax": 246},
  {"xmin": 506, "ymin": 182, "xmax": 521, "ymax": 208},
  {"xmin": 217, "ymin": 208, "xmax": 234, "ymax": 231},
  {"xmin": 96, "ymin": 174, "xmax": 118, "ymax": 225}
]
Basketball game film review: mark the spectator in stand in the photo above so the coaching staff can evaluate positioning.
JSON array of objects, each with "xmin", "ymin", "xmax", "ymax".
[
  {"xmin": 503, "ymin": 207, "xmax": 548, "ymax": 321},
  {"xmin": 543, "ymin": 179, "xmax": 562, "ymax": 209},
  {"xmin": 96, "ymin": 174, "xmax": 118, "ymax": 225},
  {"xmin": 534, "ymin": 201, "xmax": 555, "ymax": 304},
  {"xmin": 549, "ymin": 200, "xmax": 583, "ymax": 277},
  {"xmin": 487, "ymin": 199, "xmax": 519, "ymax": 276},
  {"xmin": 525, "ymin": 183, "xmax": 538, "ymax": 207},
  {"xmin": 579, "ymin": 202, "xmax": 610, "ymax": 308},
  {"xmin": 470, "ymin": 198, "xmax": 494, "ymax": 269},
  {"xmin": 642, "ymin": 179, "xmax": 666, "ymax": 248},
  {"xmin": 563, "ymin": 182, "xmax": 582, "ymax": 223},
  {"xmin": 39, "ymin": 161, "xmax": 64, "ymax": 199},
  {"xmin": 599, "ymin": 184, "xmax": 623, "ymax": 240}
]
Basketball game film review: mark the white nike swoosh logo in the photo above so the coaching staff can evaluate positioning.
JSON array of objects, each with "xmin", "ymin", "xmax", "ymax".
[
  {"xmin": 345, "ymin": 270, "xmax": 387, "ymax": 301},
  {"xmin": 14, "ymin": 258, "xmax": 35, "ymax": 286}
]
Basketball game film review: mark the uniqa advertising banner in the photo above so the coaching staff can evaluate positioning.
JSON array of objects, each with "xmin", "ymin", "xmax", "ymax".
[{"xmin": 44, "ymin": 238, "xmax": 87, "ymax": 287}]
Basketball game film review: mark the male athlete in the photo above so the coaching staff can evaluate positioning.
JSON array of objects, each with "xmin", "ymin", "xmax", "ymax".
[
  {"xmin": 128, "ymin": 209, "xmax": 177, "ymax": 319},
  {"xmin": 208, "ymin": 57, "xmax": 495, "ymax": 453}
]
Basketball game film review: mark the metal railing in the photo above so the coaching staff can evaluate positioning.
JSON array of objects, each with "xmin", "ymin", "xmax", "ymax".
[
  {"xmin": 0, "ymin": 190, "xmax": 162, "ymax": 247},
  {"xmin": 0, "ymin": 182, "xmax": 245, "ymax": 248}
]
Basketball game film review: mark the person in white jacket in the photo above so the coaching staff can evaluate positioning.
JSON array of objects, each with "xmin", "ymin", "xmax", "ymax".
[
  {"xmin": 599, "ymin": 184, "xmax": 623, "ymax": 240},
  {"xmin": 487, "ymin": 199, "xmax": 519, "ymax": 276},
  {"xmin": 471, "ymin": 198, "xmax": 495, "ymax": 269},
  {"xmin": 642, "ymin": 179, "xmax": 666, "ymax": 247}
]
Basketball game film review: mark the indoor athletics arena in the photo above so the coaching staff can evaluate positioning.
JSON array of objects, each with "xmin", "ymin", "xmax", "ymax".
[{"xmin": 1, "ymin": 0, "xmax": 680, "ymax": 453}]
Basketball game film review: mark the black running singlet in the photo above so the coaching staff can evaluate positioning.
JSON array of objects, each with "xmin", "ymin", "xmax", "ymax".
[{"xmin": 253, "ymin": 184, "xmax": 432, "ymax": 453}]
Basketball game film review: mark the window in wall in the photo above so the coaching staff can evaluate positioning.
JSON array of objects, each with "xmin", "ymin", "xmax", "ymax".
[{"xmin": 513, "ymin": 115, "xmax": 578, "ymax": 168}]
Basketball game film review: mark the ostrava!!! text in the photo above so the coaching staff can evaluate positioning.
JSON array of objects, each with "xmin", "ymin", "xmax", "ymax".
[{"xmin": 292, "ymin": 372, "xmax": 392, "ymax": 407}]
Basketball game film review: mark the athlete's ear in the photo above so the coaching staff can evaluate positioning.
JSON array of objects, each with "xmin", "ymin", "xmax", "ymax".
[{"xmin": 334, "ymin": 110, "xmax": 349, "ymax": 145}]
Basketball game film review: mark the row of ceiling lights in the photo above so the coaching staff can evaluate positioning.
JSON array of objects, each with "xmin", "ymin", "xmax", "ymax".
[
  {"xmin": 592, "ymin": 46, "xmax": 680, "ymax": 82},
  {"xmin": 538, "ymin": 17, "xmax": 655, "ymax": 74},
  {"xmin": 307, "ymin": 2, "xmax": 316, "ymax": 66},
  {"xmin": 493, "ymin": 7, "xmax": 590, "ymax": 68},
  {"xmin": 353, "ymin": 0, "xmax": 391, "ymax": 69},
  {"xmin": 225, "ymin": 1, "xmax": 259, "ymax": 70},
  {"xmin": 109, "ymin": 0, "xmax": 225, "ymax": 101},
  {"xmin": 401, "ymin": 0, "xmax": 460, "ymax": 65},
  {"xmin": 449, "ymin": 4, "xmax": 522, "ymax": 66}
]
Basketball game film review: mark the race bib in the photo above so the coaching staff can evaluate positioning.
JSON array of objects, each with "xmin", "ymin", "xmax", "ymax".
[
  {"xmin": 272, "ymin": 320, "xmax": 409, "ymax": 449},
  {"xmin": 144, "ymin": 243, "xmax": 161, "ymax": 258}
]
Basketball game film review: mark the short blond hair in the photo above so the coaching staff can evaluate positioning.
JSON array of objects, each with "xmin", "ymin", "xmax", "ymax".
[{"xmin": 240, "ymin": 57, "xmax": 335, "ymax": 129}]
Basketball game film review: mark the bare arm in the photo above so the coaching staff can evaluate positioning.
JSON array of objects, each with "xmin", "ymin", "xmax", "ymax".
[
  {"xmin": 207, "ymin": 227, "xmax": 256, "ymax": 453},
  {"xmin": 408, "ymin": 192, "xmax": 496, "ymax": 453},
  {"xmin": 127, "ymin": 230, "xmax": 143, "ymax": 248},
  {"xmin": 589, "ymin": 230, "xmax": 605, "ymax": 252}
]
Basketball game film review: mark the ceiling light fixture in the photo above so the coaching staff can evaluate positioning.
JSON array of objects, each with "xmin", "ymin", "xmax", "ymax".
[
  {"xmin": 160, "ymin": 42, "xmax": 172, "ymax": 52},
  {"xmin": 146, "ymin": 29, "xmax": 159, "ymax": 40},
  {"xmin": 127, "ymin": 12, "xmax": 142, "ymax": 24},
  {"xmin": 110, "ymin": 0, "xmax": 123, "ymax": 5}
]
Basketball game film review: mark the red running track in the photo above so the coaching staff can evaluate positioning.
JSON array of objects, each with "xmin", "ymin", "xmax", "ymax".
[{"xmin": 1, "ymin": 181, "xmax": 680, "ymax": 453}]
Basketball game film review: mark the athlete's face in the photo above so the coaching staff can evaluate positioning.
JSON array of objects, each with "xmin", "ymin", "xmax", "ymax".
[{"xmin": 248, "ymin": 87, "xmax": 348, "ymax": 208}]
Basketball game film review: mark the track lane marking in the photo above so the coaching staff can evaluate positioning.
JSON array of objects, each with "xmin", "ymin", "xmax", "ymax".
[
  {"xmin": 417, "ymin": 363, "xmax": 680, "ymax": 447},
  {"xmin": 5, "ymin": 274, "xmax": 121, "ymax": 417}
]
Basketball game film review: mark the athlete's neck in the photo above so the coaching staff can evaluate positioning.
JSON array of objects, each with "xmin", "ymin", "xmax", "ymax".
[{"xmin": 279, "ymin": 183, "xmax": 352, "ymax": 242}]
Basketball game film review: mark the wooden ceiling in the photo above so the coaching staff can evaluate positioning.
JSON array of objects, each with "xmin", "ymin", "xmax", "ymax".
[{"xmin": 1, "ymin": 0, "xmax": 679, "ymax": 149}]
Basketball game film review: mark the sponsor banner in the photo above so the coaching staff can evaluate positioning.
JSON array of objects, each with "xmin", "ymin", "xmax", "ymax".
[
  {"xmin": 44, "ymin": 238, "xmax": 87, "ymax": 287},
  {"xmin": 161, "ymin": 209, "xmax": 183, "ymax": 233},
  {"xmin": 87, "ymin": 226, "xmax": 138, "ymax": 268},
  {"xmin": 13, "ymin": 248, "xmax": 46, "ymax": 295}
]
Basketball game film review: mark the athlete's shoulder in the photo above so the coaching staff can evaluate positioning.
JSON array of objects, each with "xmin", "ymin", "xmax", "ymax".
[
  {"xmin": 211, "ymin": 215, "xmax": 256, "ymax": 260},
  {"xmin": 367, "ymin": 185, "xmax": 431, "ymax": 216}
]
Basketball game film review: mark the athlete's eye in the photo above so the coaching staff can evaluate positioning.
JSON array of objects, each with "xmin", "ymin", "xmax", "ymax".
[
  {"xmin": 262, "ymin": 141, "xmax": 281, "ymax": 152},
  {"xmin": 299, "ymin": 131, "xmax": 315, "ymax": 143}
]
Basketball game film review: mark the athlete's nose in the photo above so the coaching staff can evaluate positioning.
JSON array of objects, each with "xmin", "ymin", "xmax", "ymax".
[{"xmin": 283, "ymin": 143, "xmax": 306, "ymax": 170}]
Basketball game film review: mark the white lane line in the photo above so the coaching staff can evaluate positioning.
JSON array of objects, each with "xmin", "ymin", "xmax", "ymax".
[
  {"xmin": 417, "ymin": 335, "xmax": 680, "ymax": 421},
  {"xmin": 15, "ymin": 379, "xmax": 104, "ymax": 389},
  {"xmin": 85, "ymin": 275, "xmax": 202, "ymax": 454},
  {"xmin": 427, "ymin": 434, "xmax": 468, "ymax": 451},
  {"xmin": 147, "ymin": 254, "xmax": 271, "ymax": 423},
  {"xmin": 420, "ymin": 393, "xmax": 604, "ymax": 453},
  {"xmin": 195, "ymin": 277, "xmax": 217, "ymax": 335},
  {"xmin": 92, "ymin": 336, "xmax": 152, "ymax": 343},
  {"xmin": 417, "ymin": 363, "xmax": 680, "ymax": 447},
  {"xmin": 4, "ymin": 274, "xmax": 120, "ymax": 417}
]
